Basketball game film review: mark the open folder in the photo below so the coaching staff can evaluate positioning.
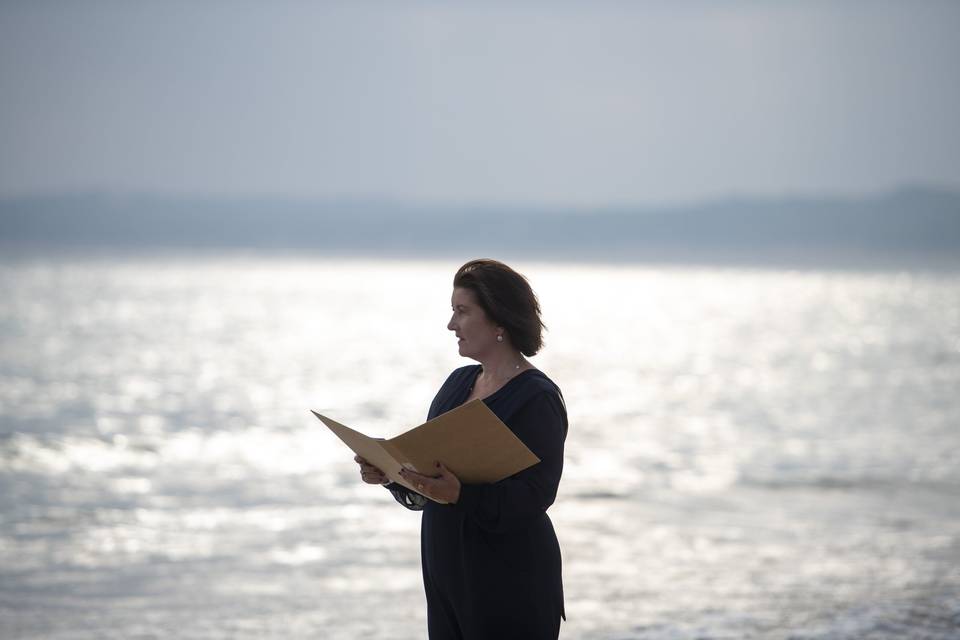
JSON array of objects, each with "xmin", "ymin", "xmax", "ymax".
[{"xmin": 311, "ymin": 399, "xmax": 541, "ymax": 502}]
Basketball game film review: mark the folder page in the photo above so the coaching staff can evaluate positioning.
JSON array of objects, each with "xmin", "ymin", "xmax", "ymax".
[
  {"xmin": 311, "ymin": 399, "xmax": 541, "ymax": 500},
  {"xmin": 310, "ymin": 411, "xmax": 408, "ymax": 488},
  {"xmin": 387, "ymin": 399, "xmax": 540, "ymax": 483}
]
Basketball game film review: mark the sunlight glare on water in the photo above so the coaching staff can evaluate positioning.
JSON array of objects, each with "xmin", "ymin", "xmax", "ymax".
[{"xmin": 1, "ymin": 255, "xmax": 959, "ymax": 639}]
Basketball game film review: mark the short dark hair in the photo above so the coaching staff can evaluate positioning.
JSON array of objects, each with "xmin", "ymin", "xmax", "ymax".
[{"xmin": 453, "ymin": 259, "xmax": 545, "ymax": 357}]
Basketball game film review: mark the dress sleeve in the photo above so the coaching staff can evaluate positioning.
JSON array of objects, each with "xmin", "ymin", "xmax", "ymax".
[
  {"xmin": 384, "ymin": 482, "xmax": 428, "ymax": 510},
  {"xmin": 455, "ymin": 391, "xmax": 566, "ymax": 533}
]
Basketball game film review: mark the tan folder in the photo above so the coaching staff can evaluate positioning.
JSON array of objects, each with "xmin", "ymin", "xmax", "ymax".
[{"xmin": 311, "ymin": 399, "xmax": 541, "ymax": 502}]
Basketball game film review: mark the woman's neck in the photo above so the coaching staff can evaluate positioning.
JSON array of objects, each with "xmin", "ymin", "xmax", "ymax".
[{"xmin": 476, "ymin": 349, "xmax": 529, "ymax": 385}]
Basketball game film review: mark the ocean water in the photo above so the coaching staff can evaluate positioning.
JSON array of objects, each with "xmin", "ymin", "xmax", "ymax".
[{"xmin": 1, "ymin": 253, "xmax": 959, "ymax": 639}]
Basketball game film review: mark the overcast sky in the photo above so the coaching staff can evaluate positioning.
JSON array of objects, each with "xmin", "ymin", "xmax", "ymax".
[{"xmin": 1, "ymin": 1, "xmax": 958, "ymax": 207}]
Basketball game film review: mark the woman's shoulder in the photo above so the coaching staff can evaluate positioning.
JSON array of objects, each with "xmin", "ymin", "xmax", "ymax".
[
  {"xmin": 442, "ymin": 364, "xmax": 481, "ymax": 387},
  {"xmin": 495, "ymin": 368, "xmax": 566, "ymax": 419},
  {"xmin": 518, "ymin": 368, "xmax": 562, "ymax": 398}
]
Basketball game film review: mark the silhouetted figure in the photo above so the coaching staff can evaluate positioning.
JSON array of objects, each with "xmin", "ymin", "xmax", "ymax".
[{"xmin": 355, "ymin": 259, "xmax": 566, "ymax": 639}]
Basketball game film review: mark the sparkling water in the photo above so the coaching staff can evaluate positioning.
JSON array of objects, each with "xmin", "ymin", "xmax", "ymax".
[{"xmin": 1, "ymin": 253, "xmax": 958, "ymax": 639}]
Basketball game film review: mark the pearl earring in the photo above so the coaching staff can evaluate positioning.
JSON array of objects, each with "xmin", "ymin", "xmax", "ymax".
[{"xmin": 496, "ymin": 335, "xmax": 503, "ymax": 343}]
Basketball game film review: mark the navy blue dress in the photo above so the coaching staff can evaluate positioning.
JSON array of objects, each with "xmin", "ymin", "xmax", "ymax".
[{"xmin": 386, "ymin": 365, "xmax": 567, "ymax": 639}]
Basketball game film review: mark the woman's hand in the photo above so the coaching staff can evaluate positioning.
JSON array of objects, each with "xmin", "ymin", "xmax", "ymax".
[
  {"xmin": 400, "ymin": 461, "xmax": 461, "ymax": 504},
  {"xmin": 354, "ymin": 455, "xmax": 389, "ymax": 485}
]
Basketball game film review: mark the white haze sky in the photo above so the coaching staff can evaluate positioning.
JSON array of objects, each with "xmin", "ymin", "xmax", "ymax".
[{"xmin": 1, "ymin": 0, "xmax": 958, "ymax": 207}]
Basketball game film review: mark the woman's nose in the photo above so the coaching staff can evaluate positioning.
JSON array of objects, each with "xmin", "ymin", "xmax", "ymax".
[{"xmin": 447, "ymin": 315, "xmax": 456, "ymax": 331}]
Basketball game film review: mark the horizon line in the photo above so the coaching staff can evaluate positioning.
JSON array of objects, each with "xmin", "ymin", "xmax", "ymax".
[{"xmin": 1, "ymin": 182, "xmax": 958, "ymax": 213}]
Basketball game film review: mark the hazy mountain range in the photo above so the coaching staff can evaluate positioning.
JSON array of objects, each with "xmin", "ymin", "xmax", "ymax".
[{"xmin": 1, "ymin": 187, "xmax": 958, "ymax": 264}]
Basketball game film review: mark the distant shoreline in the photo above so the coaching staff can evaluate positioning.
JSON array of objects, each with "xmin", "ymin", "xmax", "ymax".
[
  {"xmin": 2, "ymin": 244, "xmax": 958, "ymax": 274},
  {"xmin": 2, "ymin": 187, "xmax": 959, "ymax": 266}
]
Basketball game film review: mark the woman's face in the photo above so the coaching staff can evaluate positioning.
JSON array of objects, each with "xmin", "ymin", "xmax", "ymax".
[{"xmin": 447, "ymin": 287, "xmax": 501, "ymax": 360}]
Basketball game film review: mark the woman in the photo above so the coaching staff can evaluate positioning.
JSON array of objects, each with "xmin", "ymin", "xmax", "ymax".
[{"xmin": 355, "ymin": 258, "xmax": 567, "ymax": 639}]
